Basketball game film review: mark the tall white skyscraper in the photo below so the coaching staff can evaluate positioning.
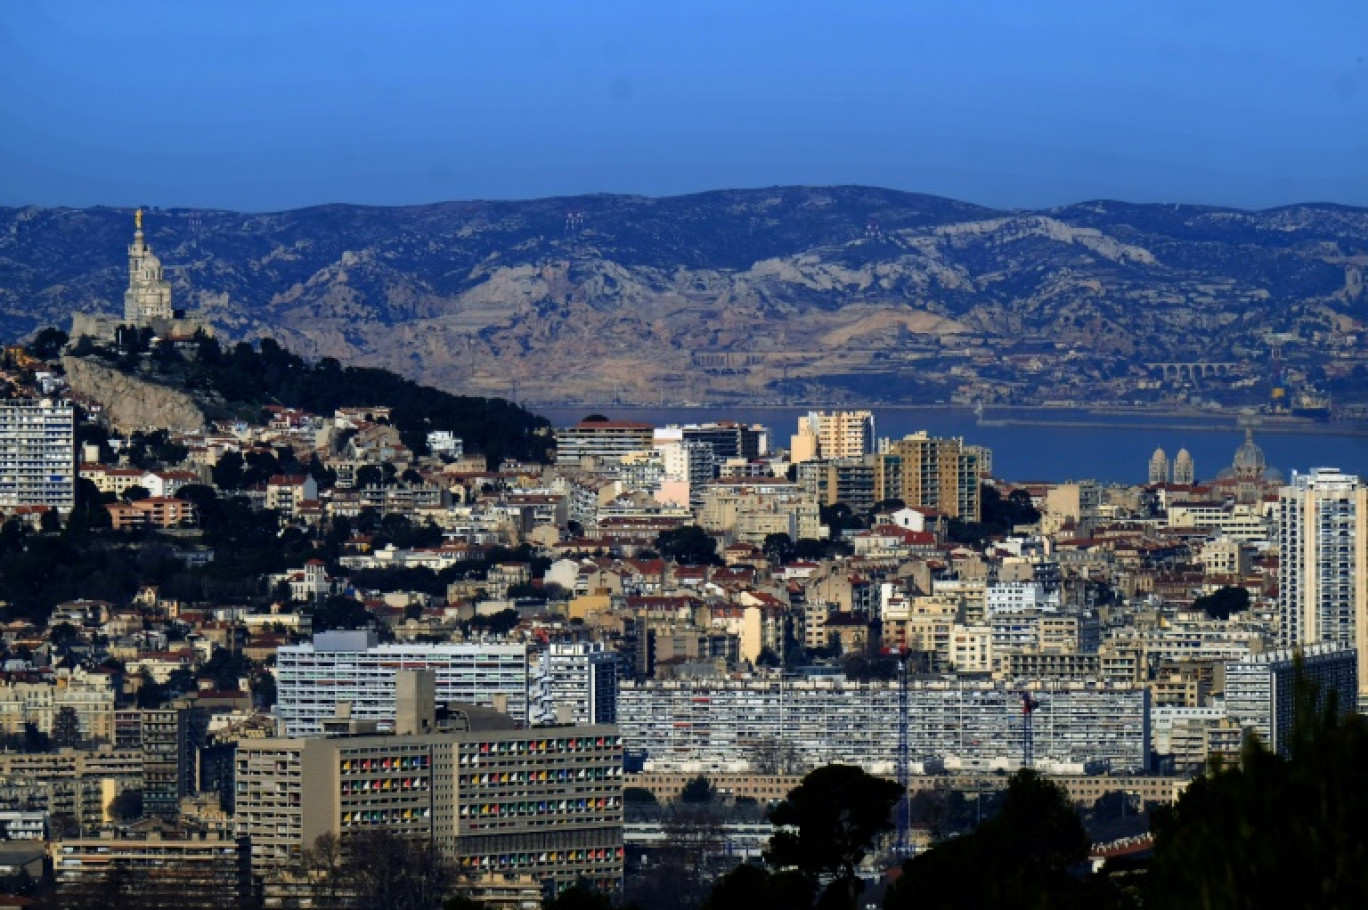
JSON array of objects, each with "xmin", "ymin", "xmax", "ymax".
[
  {"xmin": 1277, "ymin": 468, "xmax": 1368, "ymax": 711},
  {"xmin": 0, "ymin": 398, "xmax": 76, "ymax": 512}
]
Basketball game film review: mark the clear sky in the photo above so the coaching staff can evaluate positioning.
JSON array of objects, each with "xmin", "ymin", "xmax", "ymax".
[{"xmin": 1, "ymin": 1, "xmax": 1365, "ymax": 212}]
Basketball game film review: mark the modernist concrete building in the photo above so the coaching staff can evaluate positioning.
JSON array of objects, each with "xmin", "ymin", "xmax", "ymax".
[
  {"xmin": 555, "ymin": 418, "xmax": 654, "ymax": 465},
  {"xmin": 50, "ymin": 832, "xmax": 249, "ymax": 908},
  {"xmin": 275, "ymin": 631, "xmax": 535, "ymax": 734},
  {"xmin": 238, "ymin": 674, "xmax": 623, "ymax": 897},
  {"xmin": 619, "ymin": 676, "xmax": 1149, "ymax": 774},
  {"xmin": 0, "ymin": 398, "xmax": 75, "ymax": 512},
  {"xmin": 1224, "ymin": 643, "xmax": 1358, "ymax": 755}
]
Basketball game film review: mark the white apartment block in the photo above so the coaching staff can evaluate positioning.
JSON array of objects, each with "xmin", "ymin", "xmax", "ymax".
[
  {"xmin": 986, "ymin": 582, "xmax": 1060, "ymax": 616},
  {"xmin": 1167, "ymin": 501, "xmax": 1270, "ymax": 542},
  {"xmin": 1277, "ymin": 468, "xmax": 1368, "ymax": 710},
  {"xmin": 275, "ymin": 632, "xmax": 533, "ymax": 734},
  {"xmin": 535, "ymin": 642, "xmax": 619, "ymax": 727},
  {"xmin": 0, "ymin": 399, "xmax": 75, "ymax": 511},
  {"xmin": 619, "ymin": 677, "xmax": 1149, "ymax": 774}
]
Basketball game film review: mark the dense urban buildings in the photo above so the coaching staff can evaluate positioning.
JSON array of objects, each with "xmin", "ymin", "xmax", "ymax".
[
  {"xmin": 0, "ymin": 219, "xmax": 1362, "ymax": 906},
  {"xmin": 619, "ymin": 677, "xmax": 1150, "ymax": 774}
]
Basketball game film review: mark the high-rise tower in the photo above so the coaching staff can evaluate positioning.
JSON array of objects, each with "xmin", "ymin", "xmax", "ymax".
[{"xmin": 1277, "ymin": 468, "xmax": 1368, "ymax": 711}]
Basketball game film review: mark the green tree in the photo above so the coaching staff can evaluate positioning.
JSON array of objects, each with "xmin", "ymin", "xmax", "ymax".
[
  {"xmin": 28, "ymin": 326, "xmax": 69, "ymax": 359},
  {"xmin": 52, "ymin": 705, "xmax": 82, "ymax": 749},
  {"xmin": 1144, "ymin": 677, "xmax": 1368, "ymax": 909},
  {"xmin": 108, "ymin": 788, "xmax": 144, "ymax": 821},
  {"xmin": 545, "ymin": 883, "xmax": 614, "ymax": 910},
  {"xmin": 762, "ymin": 532, "xmax": 796, "ymax": 564},
  {"xmin": 212, "ymin": 450, "xmax": 246, "ymax": 490},
  {"xmin": 766, "ymin": 764, "xmax": 903, "ymax": 910},
  {"xmin": 121, "ymin": 484, "xmax": 150, "ymax": 503},
  {"xmin": 885, "ymin": 769, "xmax": 1099, "ymax": 910},
  {"xmin": 311, "ymin": 595, "xmax": 376, "ymax": 634},
  {"xmin": 679, "ymin": 775, "xmax": 716, "ymax": 804},
  {"xmin": 704, "ymin": 864, "xmax": 816, "ymax": 910},
  {"xmin": 624, "ymin": 786, "xmax": 659, "ymax": 805},
  {"xmin": 655, "ymin": 525, "xmax": 721, "ymax": 565},
  {"xmin": 1192, "ymin": 585, "xmax": 1250, "ymax": 620}
]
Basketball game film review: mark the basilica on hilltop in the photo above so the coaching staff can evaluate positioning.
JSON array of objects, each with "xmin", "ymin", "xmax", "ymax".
[{"xmin": 70, "ymin": 209, "xmax": 213, "ymax": 343}]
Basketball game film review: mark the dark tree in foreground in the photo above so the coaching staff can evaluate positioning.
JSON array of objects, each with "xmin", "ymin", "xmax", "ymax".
[
  {"xmin": 1144, "ymin": 678, "xmax": 1368, "ymax": 909},
  {"xmin": 885, "ymin": 769, "xmax": 1120, "ymax": 910},
  {"xmin": 679, "ymin": 775, "xmax": 715, "ymax": 804},
  {"xmin": 296, "ymin": 830, "xmax": 454, "ymax": 910},
  {"xmin": 765, "ymin": 764, "xmax": 902, "ymax": 910}
]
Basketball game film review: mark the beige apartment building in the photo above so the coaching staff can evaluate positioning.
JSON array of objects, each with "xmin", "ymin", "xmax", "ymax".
[
  {"xmin": 789, "ymin": 411, "xmax": 875, "ymax": 463},
  {"xmin": 696, "ymin": 478, "xmax": 821, "ymax": 543},
  {"xmin": 0, "ymin": 672, "xmax": 116, "ymax": 743},
  {"xmin": 874, "ymin": 432, "xmax": 982, "ymax": 520}
]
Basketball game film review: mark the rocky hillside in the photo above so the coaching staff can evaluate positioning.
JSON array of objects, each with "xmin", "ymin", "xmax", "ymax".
[{"xmin": 2, "ymin": 188, "xmax": 1366, "ymax": 405}]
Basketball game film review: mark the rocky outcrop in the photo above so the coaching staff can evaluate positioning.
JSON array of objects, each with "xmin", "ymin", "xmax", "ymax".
[{"xmin": 62, "ymin": 356, "xmax": 206, "ymax": 433}]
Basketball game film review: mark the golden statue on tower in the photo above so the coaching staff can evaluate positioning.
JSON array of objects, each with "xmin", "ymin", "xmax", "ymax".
[{"xmin": 135, "ymin": 208, "xmax": 143, "ymax": 231}]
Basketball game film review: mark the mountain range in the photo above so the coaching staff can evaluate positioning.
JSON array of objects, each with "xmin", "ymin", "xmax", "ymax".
[{"xmin": 3, "ymin": 187, "xmax": 1366, "ymax": 406}]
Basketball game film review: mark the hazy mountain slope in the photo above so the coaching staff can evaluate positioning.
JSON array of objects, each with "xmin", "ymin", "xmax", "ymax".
[{"xmin": 2, "ymin": 187, "xmax": 1364, "ymax": 405}]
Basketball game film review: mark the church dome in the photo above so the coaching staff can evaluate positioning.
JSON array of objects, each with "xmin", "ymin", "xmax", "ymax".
[{"xmin": 1232, "ymin": 429, "xmax": 1266, "ymax": 479}]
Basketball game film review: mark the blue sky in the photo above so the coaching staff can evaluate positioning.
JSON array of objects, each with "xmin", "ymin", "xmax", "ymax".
[{"xmin": 1, "ymin": 1, "xmax": 1365, "ymax": 211}]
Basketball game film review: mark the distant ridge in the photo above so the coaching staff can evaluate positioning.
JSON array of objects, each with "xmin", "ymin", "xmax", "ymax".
[{"xmin": 3, "ymin": 187, "xmax": 1365, "ymax": 406}]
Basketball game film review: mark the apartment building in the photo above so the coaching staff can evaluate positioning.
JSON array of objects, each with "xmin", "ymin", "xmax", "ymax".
[
  {"xmin": 555, "ymin": 419, "xmax": 654, "ymax": 465},
  {"xmin": 0, "ymin": 398, "xmax": 75, "ymax": 511},
  {"xmin": 696, "ymin": 478, "xmax": 821, "ymax": 544},
  {"xmin": 50, "ymin": 833, "xmax": 249, "ymax": 907},
  {"xmin": 789, "ymin": 411, "xmax": 875, "ymax": 463},
  {"xmin": 619, "ymin": 677, "xmax": 1149, "ymax": 774},
  {"xmin": 1223, "ymin": 643, "xmax": 1357, "ymax": 756},
  {"xmin": 537, "ymin": 642, "xmax": 619, "ymax": 727},
  {"xmin": 275, "ymin": 631, "xmax": 534, "ymax": 735},
  {"xmin": 238, "ymin": 681, "xmax": 623, "ymax": 895},
  {"xmin": 1277, "ymin": 468, "xmax": 1368, "ymax": 710},
  {"xmin": 873, "ymin": 432, "xmax": 982, "ymax": 520}
]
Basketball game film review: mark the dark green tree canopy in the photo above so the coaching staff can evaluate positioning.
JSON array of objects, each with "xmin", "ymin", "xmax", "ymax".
[
  {"xmin": 766, "ymin": 764, "xmax": 902, "ymax": 907},
  {"xmin": 679, "ymin": 775, "xmax": 716, "ymax": 804},
  {"xmin": 886, "ymin": 769, "xmax": 1096, "ymax": 910},
  {"xmin": 655, "ymin": 525, "xmax": 721, "ymax": 566},
  {"xmin": 1145, "ymin": 682, "xmax": 1368, "ymax": 910},
  {"xmin": 1192, "ymin": 585, "xmax": 1250, "ymax": 620}
]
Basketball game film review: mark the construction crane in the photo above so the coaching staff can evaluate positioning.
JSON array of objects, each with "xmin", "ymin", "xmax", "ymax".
[
  {"xmin": 1020, "ymin": 691, "xmax": 1040, "ymax": 769},
  {"xmin": 894, "ymin": 650, "xmax": 910, "ymax": 858}
]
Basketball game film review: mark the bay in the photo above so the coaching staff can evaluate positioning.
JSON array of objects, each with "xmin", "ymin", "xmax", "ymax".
[{"xmin": 533, "ymin": 405, "xmax": 1368, "ymax": 485}]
